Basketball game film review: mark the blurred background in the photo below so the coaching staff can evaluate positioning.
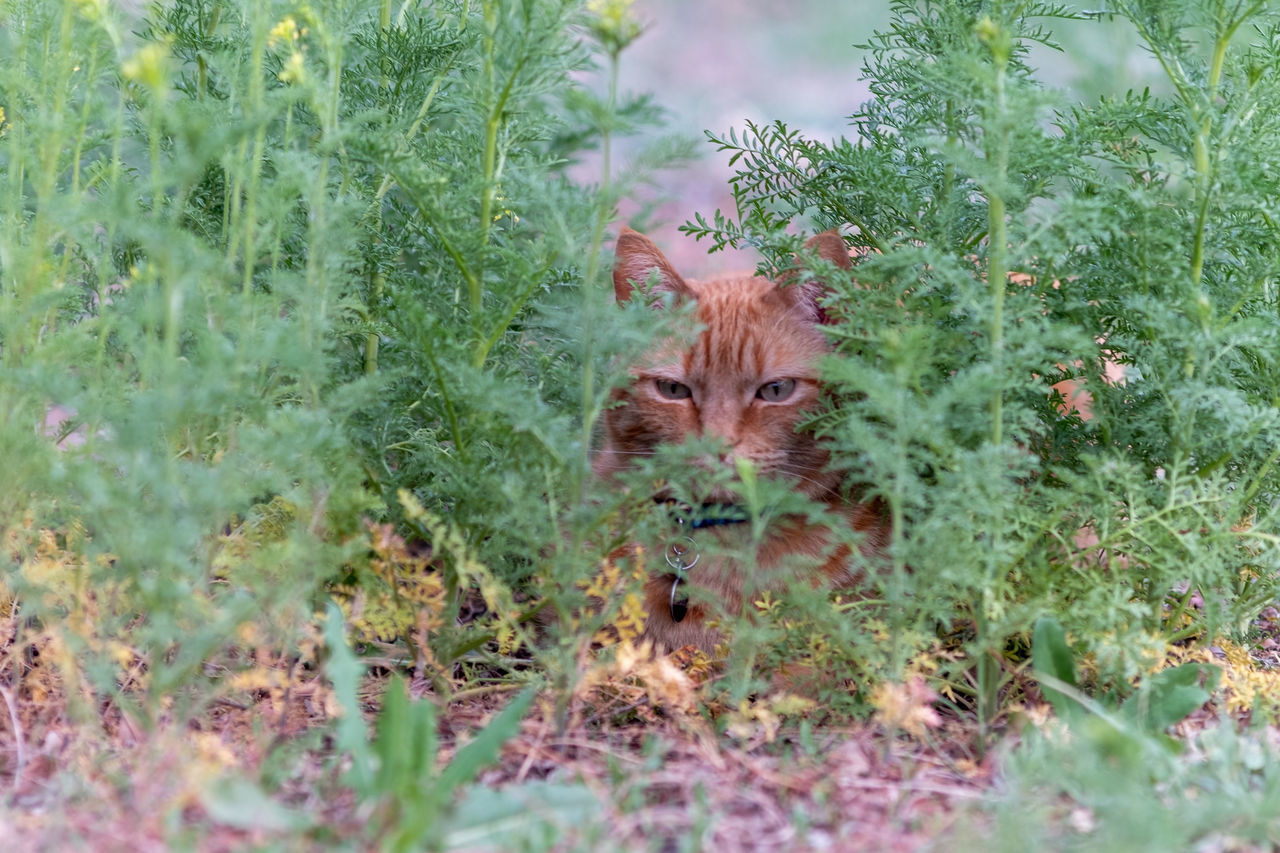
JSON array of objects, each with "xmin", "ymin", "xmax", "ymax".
[{"xmin": 609, "ymin": 1, "xmax": 1165, "ymax": 271}]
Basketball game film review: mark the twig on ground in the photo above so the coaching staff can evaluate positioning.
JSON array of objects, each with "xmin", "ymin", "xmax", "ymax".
[{"xmin": 0, "ymin": 684, "xmax": 27, "ymax": 792}]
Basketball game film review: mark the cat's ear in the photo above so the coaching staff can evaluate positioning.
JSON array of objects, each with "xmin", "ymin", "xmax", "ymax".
[
  {"xmin": 781, "ymin": 230, "xmax": 852, "ymax": 323},
  {"xmin": 612, "ymin": 228, "xmax": 690, "ymax": 305},
  {"xmin": 805, "ymin": 230, "xmax": 853, "ymax": 272}
]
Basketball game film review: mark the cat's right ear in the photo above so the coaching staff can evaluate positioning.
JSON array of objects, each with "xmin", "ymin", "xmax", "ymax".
[
  {"xmin": 780, "ymin": 230, "xmax": 853, "ymax": 324},
  {"xmin": 612, "ymin": 228, "xmax": 690, "ymax": 305}
]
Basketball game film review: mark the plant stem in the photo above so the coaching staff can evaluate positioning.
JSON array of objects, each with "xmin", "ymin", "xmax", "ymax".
[
  {"xmin": 471, "ymin": 2, "xmax": 531, "ymax": 364},
  {"xmin": 889, "ymin": 385, "xmax": 908, "ymax": 673},
  {"xmin": 1191, "ymin": 4, "xmax": 1264, "ymax": 278},
  {"xmin": 424, "ymin": 337, "xmax": 468, "ymax": 463},
  {"xmin": 1189, "ymin": 26, "xmax": 1232, "ymax": 292},
  {"xmin": 576, "ymin": 48, "xmax": 620, "ymax": 503},
  {"xmin": 241, "ymin": 5, "xmax": 268, "ymax": 298},
  {"xmin": 363, "ymin": 0, "xmax": 394, "ymax": 375},
  {"xmin": 976, "ymin": 14, "xmax": 1013, "ymax": 751},
  {"xmin": 987, "ymin": 58, "xmax": 1008, "ymax": 449},
  {"xmin": 583, "ymin": 50, "xmax": 617, "ymax": 294},
  {"xmin": 474, "ymin": 1, "xmax": 500, "ymax": 321},
  {"xmin": 1142, "ymin": 2, "xmax": 1262, "ymax": 380}
]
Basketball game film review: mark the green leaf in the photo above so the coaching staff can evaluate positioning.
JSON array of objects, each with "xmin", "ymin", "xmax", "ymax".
[
  {"xmin": 323, "ymin": 602, "xmax": 373, "ymax": 794},
  {"xmin": 372, "ymin": 675, "xmax": 438, "ymax": 796},
  {"xmin": 437, "ymin": 687, "xmax": 536, "ymax": 794},
  {"xmin": 443, "ymin": 780, "xmax": 600, "ymax": 850},
  {"xmin": 1032, "ymin": 616, "xmax": 1078, "ymax": 717},
  {"xmin": 201, "ymin": 778, "xmax": 312, "ymax": 833},
  {"xmin": 381, "ymin": 687, "xmax": 537, "ymax": 853},
  {"xmin": 1132, "ymin": 662, "xmax": 1219, "ymax": 734},
  {"xmin": 372, "ymin": 675, "xmax": 411, "ymax": 795}
]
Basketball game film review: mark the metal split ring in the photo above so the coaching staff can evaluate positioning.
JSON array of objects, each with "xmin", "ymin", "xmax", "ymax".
[{"xmin": 664, "ymin": 536, "xmax": 699, "ymax": 572}]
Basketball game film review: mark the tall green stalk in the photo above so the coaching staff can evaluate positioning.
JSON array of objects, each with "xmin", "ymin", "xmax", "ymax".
[
  {"xmin": 1123, "ymin": 1, "xmax": 1265, "ymax": 383},
  {"xmin": 575, "ymin": 50, "xmax": 620, "ymax": 506},
  {"xmin": 1188, "ymin": 2, "xmax": 1263, "ymax": 290},
  {"xmin": 363, "ymin": 0, "xmax": 394, "ymax": 375},
  {"xmin": 975, "ymin": 13, "xmax": 1013, "ymax": 747}
]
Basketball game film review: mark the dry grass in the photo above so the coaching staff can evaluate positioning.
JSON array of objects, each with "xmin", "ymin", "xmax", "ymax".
[
  {"xmin": 0, "ymin": 616, "xmax": 994, "ymax": 851},
  {"xmin": 5, "ymin": 595, "xmax": 1280, "ymax": 850}
]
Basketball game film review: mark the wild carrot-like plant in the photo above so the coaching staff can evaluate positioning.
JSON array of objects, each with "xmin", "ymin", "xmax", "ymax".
[
  {"xmin": 0, "ymin": 0, "xmax": 677, "ymax": 806},
  {"xmin": 686, "ymin": 0, "xmax": 1280, "ymax": 726}
]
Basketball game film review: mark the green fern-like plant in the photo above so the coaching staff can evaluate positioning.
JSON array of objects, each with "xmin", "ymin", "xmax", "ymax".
[{"xmin": 685, "ymin": 0, "xmax": 1280, "ymax": 726}]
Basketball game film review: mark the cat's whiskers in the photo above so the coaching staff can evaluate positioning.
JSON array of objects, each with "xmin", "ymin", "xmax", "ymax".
[{"xmin": 769, "ymin": 464, "xmax": 844, "ymax": 499}]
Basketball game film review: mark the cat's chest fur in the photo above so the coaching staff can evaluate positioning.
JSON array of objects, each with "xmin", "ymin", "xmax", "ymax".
[{"xmin": 596, "ymin": 227, "xmax": 888, "ymax": 652}]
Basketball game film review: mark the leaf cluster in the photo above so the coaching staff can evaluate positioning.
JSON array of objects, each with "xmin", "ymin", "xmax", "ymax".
[
  {"xmin": 0, "ymin": 0, "xmax": 680, "ymax": 774},
  {"xmin": 684, "ymin": 0, "xmax": 1280, "ymax": 716}
]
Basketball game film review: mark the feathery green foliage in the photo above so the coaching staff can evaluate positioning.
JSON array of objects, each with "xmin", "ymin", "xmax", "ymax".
[
  {"xmin": 0, "ymin": 0, "xmax": 681, "ymax": 821},
  {"xmin": 686, "ymin": 0, "xmax": 1280, "ymax": 724}
]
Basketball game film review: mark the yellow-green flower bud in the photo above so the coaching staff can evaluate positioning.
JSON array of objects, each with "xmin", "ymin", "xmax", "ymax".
[
  {"xmin": 974, "ymin": 16, "xmax": 1011, "ymax": 65},
  {"xmin": 586, "ymin": 0, "xmax": 642, "ymax": 56},
  {"xmin": 122, "ymin": 42, "xmax": 171, "ymax": 93}
]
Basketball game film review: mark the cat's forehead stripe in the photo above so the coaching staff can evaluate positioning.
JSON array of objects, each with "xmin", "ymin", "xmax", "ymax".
[{"xmin": 682, "ymin": 276, "xmax": 825, "ymax": 379}]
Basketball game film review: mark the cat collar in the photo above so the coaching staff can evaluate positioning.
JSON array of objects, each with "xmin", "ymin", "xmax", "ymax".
[{"xmin": 660, "ymin": 500, "xmax": 752, "ymax": 530}]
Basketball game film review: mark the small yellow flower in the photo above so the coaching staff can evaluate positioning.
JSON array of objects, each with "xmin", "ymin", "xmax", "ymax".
[
  {"xmin": 490, "ymin": 189, "xmax": 518, "ymax": 223},
  {"xmin": 269, "ymin": 16, "xmax": 296, "ymax": 47},
  {"xmin": 974, "ymin": 15, "xmax": 1012, "ymax": 64},
  {"xmin": 1209, "ymin": 637, "xmax": 1280, "ymax": 717},
  {"xmin": 268, "ymin": 15, "xmax": 307, "ymax": 49},
  {"xmin": 610, "ymin": 591, "xmax": 647, "ymax": 644},
  {"xmin": 278, "ymin": 51, "xmax": 306, "ymax": 85}
]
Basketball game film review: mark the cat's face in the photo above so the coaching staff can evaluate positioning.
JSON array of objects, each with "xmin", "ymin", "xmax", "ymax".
[{"xmin": 601, "ymin": 229, "xmax": 850, "ymax": 504}]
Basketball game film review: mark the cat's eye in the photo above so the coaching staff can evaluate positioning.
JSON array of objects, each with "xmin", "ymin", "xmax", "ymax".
[
  {"xmin": 655, "ymin": 379, "xmax": 692, "ymax": 400},
  {"xmin": 757, "ymin": 379, "xmax": 797, "ymax": 402}
]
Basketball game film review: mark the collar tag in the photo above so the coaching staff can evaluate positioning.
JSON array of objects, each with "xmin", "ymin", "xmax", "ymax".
[{"xmin": 669, "ymin": 575, "xmax": 688, "ymax": 623}]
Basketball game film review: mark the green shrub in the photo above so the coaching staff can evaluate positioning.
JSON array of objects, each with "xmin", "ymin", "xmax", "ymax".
[
  {"xmin": 0, "ymin": 0, "xmax": 690, "ymax": 726},
  {"xmin": 686, "ymin": 0, "xmax": 1280, "ymax": 721}
]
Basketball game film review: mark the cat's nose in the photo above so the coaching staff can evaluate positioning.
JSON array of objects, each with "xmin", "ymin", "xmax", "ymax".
[
  {"xmin": 687, "ymin": 453, "xmax": 717, "ymax": 472},
  {"xmin": 692, "ymin": 450, "xmax": 737, "ymax": 471}
]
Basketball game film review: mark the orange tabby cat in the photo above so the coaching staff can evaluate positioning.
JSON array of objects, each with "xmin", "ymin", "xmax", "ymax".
[{"xmin": 595, "ymin": 228, "xmax": 890, "ymax": 651}]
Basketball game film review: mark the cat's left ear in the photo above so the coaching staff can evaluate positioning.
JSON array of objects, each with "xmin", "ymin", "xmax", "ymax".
[
  {"xmin": 781, "ymin": 230, "xmax": 852, "ymax": 323},
  {"xmin": 612, "ymin": 227, "xmax": 692, "ymax": 306}
]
